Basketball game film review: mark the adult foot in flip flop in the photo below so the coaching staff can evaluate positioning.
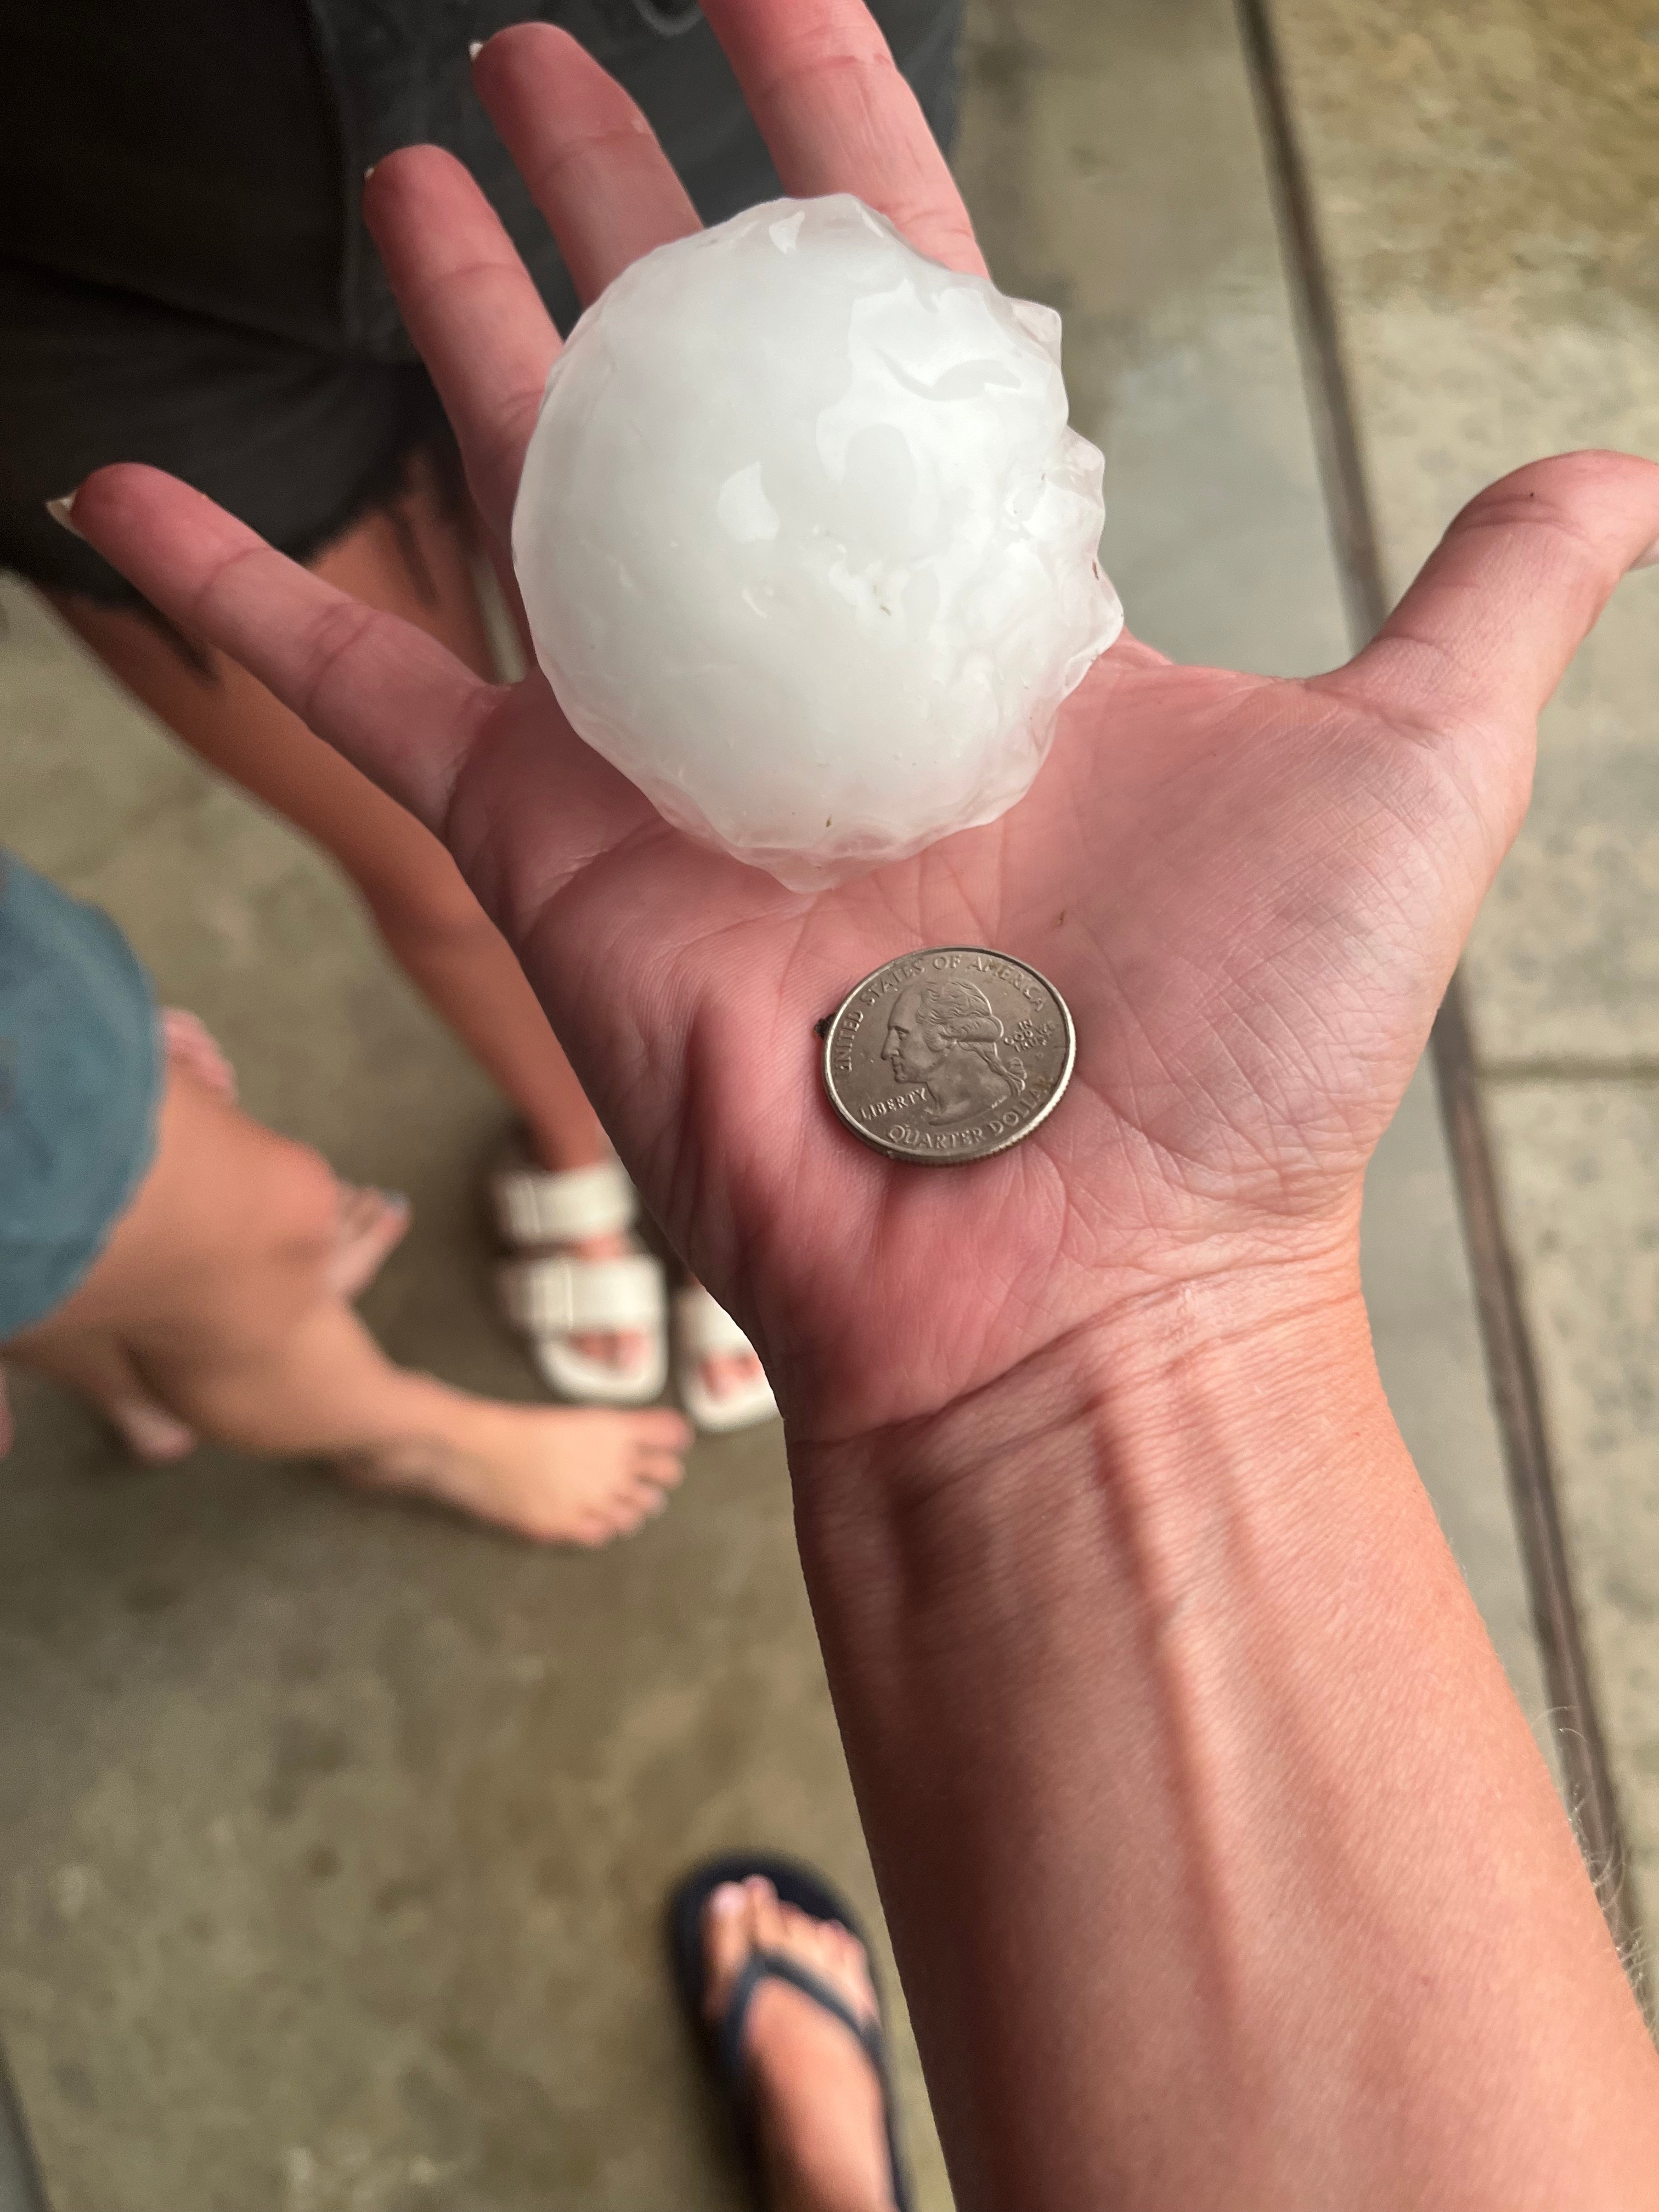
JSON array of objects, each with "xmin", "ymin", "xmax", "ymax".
[{"xmin": 704, "ymin": 1875, "xmax": 899, "ymax": 2212}]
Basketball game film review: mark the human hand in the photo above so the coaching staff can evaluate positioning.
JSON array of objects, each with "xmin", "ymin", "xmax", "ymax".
[{"xmin": 65, "ymin": 0, "xmax": 1659, "ymax": 1450}]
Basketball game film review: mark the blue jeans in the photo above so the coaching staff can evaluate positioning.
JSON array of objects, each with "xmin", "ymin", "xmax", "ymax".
[{"xmin": 0, "ymin": 854, "xmax": 160, "ymax": 1340}]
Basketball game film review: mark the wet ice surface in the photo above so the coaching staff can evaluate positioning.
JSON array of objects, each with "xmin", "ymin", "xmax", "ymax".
[{"xmin": 513, "ymin": 195, "xmax": 1123, "ymax": 889}]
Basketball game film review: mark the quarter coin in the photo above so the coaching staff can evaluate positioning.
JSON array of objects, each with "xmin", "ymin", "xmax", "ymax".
[{"xmin": 820, "ymin": 947, "xmax": 1075, "ymax": 1164}]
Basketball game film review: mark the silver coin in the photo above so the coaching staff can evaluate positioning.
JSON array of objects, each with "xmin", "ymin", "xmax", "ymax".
[{"xmin": 820, "ymin": 947, "xmax": 1076, "ymax": 1165}]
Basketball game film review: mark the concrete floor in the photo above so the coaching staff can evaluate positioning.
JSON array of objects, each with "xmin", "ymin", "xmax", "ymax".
[
  {"xmin": 1277, "ymin": 0, "xmax": 1659, "ymax": 1947},
  {"xmin": 0, "ymin": 0, "xmax": 1642, "ymax": 2204}
]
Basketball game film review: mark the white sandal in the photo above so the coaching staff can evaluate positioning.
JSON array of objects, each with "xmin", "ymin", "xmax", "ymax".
[
  {"xmin": 492, "ymin": 1150, "xmax": 668, "ymax": 1406},
  {"xmin": 674, "ymin": 1285, "xmax": 778, "ymax": 1434}
]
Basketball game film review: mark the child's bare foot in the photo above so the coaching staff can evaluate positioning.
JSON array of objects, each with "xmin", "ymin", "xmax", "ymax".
[
  {"xmin": 15, "ymin": 1188, "xmax": 411, "ymax": 1470},
  {"xmin": 703, "ymin": 1877, "xmax": 898, "ymax": 2212},
  {"xmin": 106, "ymin": 1394, "xmax": 197, "ymax": 1462},
  {"xmin": 9, "ymin": 1322, "xmax": 198, "ymax": 1463},
  {"xmin": 328, "ymin": 1183, "xmax": 411, "ymax": 1301},
  {"xmin": 341, "ymin": 1401, "xmax": 690, "ymax": 1544},
  {"xmin": 161, "ymin": 1006, "xmax": 237, "ymax": 1100},
  {"xmin": 114, "ymin": 1184, "xmax": 405, "ymax": 1455}
]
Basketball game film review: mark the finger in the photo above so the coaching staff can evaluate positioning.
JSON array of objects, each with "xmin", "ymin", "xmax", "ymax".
[
  {"xmin": 1334, "ymin": 450, "xmax": 1659, "ymax": 799},
  {"xmin": 702, "ymin": 0, "xmax": 986, "ymax": 275},
  {"xmin": 66, "ymin": 465, "xmax": 489, "ymax": 833},
  {"xmin": 473, "ymin": 26, "xmax": 701, "ymax": 305},
  {"xmin": 363, "ymin": 146, "xmax": 559, "ymax": 537}
]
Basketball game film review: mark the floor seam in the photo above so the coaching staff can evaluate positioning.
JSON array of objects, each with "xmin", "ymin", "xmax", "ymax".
[
  {"xmin": 1233, "ymin": 0, "xmax": 1640, "ymax": 1974},
  {"xmin": 1477, "ymin": 1059, "xmax": 1659, "ymax": 1086}
]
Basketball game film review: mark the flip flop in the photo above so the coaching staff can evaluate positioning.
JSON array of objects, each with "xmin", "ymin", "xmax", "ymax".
[{"xmin": 666, "ymin": 1851, "xmax": 913, "ymax": 2212}]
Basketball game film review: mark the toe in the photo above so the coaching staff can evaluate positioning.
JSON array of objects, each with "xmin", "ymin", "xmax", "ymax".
[
  {"xmin": 746, "ymin": 1877, "xmax": 790, "ymax": 1955},
  {"xmin": 703, "ymin": 1881, "xmax": 754, "ymax": 2021},
  {"xmin": 640, "ymin": 1408, "xmax": 693, "ymax": 1449},
  {"xmin": 633, "ymin": 1446, "xmax": 685, "ymax": 1488},
  {"xmin": 111, "ymin": 1397, "xmax": 198, "ymax": 1463},
  {"xmin": 703, "ymin": 1350, "xmax": 765, "ymax": 1402},
  {"xmin": 572, "ymin": 1328, "xmax": 650, "ymax": 1373}
]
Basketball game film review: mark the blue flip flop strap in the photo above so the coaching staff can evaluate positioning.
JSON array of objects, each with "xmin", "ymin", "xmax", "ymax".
[
  {"xmin": 718, "ymin": 1947, "xmax": 884, "ymax": 2089},
  {"xmin": 715, "ymin": 1944, "xmax": 912, "ymax": 2212}
]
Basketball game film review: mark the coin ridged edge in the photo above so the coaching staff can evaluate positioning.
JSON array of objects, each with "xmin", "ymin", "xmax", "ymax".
[{"xmin": 819, "ymin": 947, "xmax": 1076, "ymax": 1165}]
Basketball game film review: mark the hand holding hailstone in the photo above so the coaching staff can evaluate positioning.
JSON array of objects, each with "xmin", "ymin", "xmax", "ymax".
[{"xmin": 511, "ymin": 194, "xmax": 1122, "ymax": 889}]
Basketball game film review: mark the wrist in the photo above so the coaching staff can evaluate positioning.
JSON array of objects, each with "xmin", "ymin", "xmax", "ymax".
[
  {"xmin": 787, "ymin": 1251, "xmax": 1601, "ymax": 2212},
  {"xmin": 792, "ymin": 1240, "xmax": 1389, "ymax": 1558}
]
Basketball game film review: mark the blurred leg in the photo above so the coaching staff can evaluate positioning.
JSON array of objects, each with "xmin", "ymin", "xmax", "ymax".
[
  {"xmin": 6, "ymin": 1059, "xmax": 689, "ymax": 1545},
  {"xmin": 18, "ymin": 1324, "xmax": 195, "ymax": 1462}
]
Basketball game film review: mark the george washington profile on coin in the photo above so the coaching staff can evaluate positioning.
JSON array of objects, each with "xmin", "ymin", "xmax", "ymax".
[
  {"xmin": 881, "ymin": 980, "xmax": 1025, "ymax": 1126},
  {"xmin": 821, "ymin": 947, "xmax": 1075, "ymax": 1164}
]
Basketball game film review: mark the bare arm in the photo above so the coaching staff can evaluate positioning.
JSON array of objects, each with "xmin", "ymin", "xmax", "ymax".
[{"xmin": 800, "ymin": 1268, "xmax": 1659, "ymax": 2208}]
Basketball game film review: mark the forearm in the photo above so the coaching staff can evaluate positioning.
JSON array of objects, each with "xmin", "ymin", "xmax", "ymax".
[{"xmin": 794, "ymin": 1264, "xmax": 1659, "ymax": 2212}]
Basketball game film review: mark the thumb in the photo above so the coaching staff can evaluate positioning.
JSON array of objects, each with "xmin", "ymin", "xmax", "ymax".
[{"xmin": 1330, "ymin": 449, "xmax": 1659, "ymax": 831}]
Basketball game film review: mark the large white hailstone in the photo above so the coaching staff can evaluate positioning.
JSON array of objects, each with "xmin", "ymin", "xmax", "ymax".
[{"xmin": 512, "ymin": 194, "xmax": 1124, "ymax": 889}]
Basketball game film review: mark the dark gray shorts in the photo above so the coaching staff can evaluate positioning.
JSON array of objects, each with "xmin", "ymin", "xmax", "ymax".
[
  {"xmin": 0, "ymin": 0, "xmax": 963, "ymax": 606},
  {"xmin": 0, "ymin": 855, "xmax": 160, "ymax": 1340}
]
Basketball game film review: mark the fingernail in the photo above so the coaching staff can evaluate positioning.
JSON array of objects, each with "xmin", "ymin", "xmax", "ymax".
[
  {"xmin": 363, "ymin": 162, "xmax": 377, "ymax": 183},
  {"xmin": 1630, "ymin": 535, "xmax": 1659, "ymax": 570},
  {"xmin": 709, "ymin": 1883, "xmax": 744, "ymax": 1915},
  {"xmin": 46, "ymin": 490, "xmax": 82, "ymax": 539},
  {"xmin": 469, "ymin": 38, "xmax": 484, "ymax": 59}
]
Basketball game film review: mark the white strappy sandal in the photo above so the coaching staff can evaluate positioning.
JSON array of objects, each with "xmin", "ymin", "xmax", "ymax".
[
  {"xmin": 674, "ymin": 1285, "xmax": 778, "ymax": 1434},
  {"xmin": 492, "ymin": 1149, "xmax": 669, "ymax": 1407}
]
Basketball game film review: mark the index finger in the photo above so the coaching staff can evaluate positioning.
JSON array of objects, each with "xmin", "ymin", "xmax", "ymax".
[
  {"xmin": 702, "ymin": 0, "xmax": 986, "ymax": 275},
  {"xmin": 365, "ymin": 146, "xmax": 560, "ymax": 539}
]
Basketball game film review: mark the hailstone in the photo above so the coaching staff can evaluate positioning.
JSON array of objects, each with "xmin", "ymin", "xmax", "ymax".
[{"xmin": 512, "ymin": 193, "xmax": 1123, "ymax": 889}]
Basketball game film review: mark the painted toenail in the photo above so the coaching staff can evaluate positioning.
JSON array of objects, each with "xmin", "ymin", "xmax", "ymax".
[{"xmin": 710, "ymin": 1883, "xmax": 746, "ymax": 1915}]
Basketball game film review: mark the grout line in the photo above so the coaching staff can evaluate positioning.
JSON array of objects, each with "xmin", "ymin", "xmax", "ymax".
[
  {"xmin": 0, "ymin": 2044, "xmax": 49, "ymax": 2211},
  {"xmin": 1480, "ymin": 1058, "xmax": 1659, "ymax": 1087},
  {"xmin": 1233, "ymin": 0, "xmax": 1638, "ymax": 1965}
]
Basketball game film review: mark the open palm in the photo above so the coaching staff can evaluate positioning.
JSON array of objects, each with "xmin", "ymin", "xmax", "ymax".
[{"xmin": 75, "ymin": 0, "xmax": 1659, "ymax": 1444}]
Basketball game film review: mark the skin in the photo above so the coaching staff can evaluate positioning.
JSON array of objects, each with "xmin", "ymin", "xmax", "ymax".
[
  {"xmin": 57, "ymin": 4, "xmax": 1659, "ymax": 2203},
  {"xmin": 5, "ymin": 1048, "xmax": 690, "ymax": 1546}
]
